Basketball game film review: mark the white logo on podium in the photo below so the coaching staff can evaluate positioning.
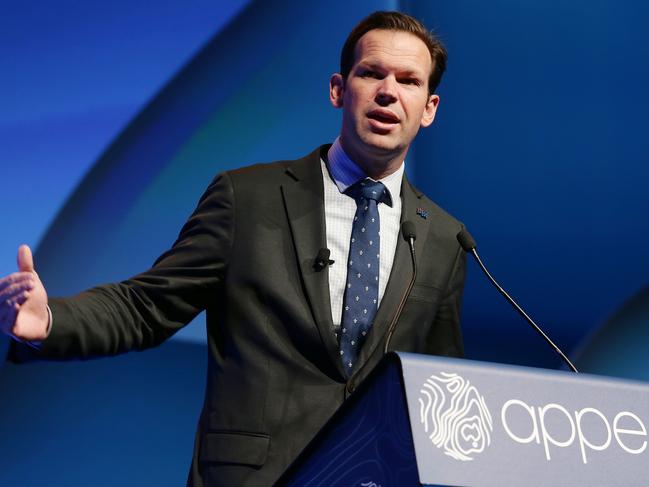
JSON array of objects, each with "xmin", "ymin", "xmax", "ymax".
[{"xmin": 419, "ymin": 372, "xmax": 493, "ymax": 461}]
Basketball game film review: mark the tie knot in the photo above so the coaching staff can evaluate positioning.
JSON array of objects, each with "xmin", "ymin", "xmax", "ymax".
[{"xmin": 347, "ymin": 179, "xmax": 391, "ymax": 205}]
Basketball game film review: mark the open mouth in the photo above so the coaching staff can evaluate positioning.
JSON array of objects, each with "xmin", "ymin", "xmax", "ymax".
[{"xmin": 367, "ymin": 109, "xmax": 400, "ymax": 124}]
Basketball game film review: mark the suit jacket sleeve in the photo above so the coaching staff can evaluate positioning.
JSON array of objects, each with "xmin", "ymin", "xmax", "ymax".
[{"xmin": 10, "ymin": 173, "xmax": 235, "ymax": 362}]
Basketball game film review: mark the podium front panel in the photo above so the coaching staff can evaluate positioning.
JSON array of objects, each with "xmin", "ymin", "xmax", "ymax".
[{"xmin": 400, "ymin": 353, "xmax": 649, "ymax": 487}]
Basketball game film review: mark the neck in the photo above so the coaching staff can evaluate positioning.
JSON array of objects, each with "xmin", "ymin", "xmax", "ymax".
[{"xmin": 339, "ymin": 136, "xmax": 407, "ymax": 180}]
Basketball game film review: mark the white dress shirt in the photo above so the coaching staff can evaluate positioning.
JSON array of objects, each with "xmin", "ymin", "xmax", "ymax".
[{"xmin": 321, "ymin": 137, "xmax": 404, "ymax": 328}]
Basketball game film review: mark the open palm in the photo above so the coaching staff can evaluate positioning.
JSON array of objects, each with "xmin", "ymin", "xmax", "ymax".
[{"xmin": 0, "ymin": 245, "xmax": 49, "ymax": 341}]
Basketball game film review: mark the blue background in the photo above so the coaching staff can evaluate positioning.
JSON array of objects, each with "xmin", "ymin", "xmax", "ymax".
[{"xmin": 1, "ymin": 0, "xmax": 648, "ymax": 484}]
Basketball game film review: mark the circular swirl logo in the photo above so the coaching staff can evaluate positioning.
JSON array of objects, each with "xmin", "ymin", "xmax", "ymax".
[{"xmin": 419, "ymin": 372, "xmax": 493, "ymax": 461}]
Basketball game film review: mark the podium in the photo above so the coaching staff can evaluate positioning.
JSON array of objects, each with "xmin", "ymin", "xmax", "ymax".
[{"xmin": 279, "ymin": 353, "xmax": 649, "ymax": 486}]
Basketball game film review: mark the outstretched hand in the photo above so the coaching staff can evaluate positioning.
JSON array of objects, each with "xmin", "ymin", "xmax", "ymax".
[{"xmin": 0, "ymin": 245, "xmax": 50, "ymax": 341}]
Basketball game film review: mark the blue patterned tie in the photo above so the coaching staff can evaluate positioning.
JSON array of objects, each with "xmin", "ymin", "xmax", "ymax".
[{"xmin": 339, "ymin": 178, "xmax": 391, "ymax": 376}]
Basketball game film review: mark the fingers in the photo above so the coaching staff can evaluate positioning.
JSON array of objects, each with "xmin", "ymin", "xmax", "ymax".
[
  {"xmin": 0, "ymin": 295, "xmax": 20, "ymax": 335},
  {"xmin": 0, "ymin": 270, "xmax": 36, "ymax": 336},
  {"xmin": 17, "ymin": 244, "xmax": 35, "ymax": 273},
  {"xmin": 0, "ymin": 278, "xmax": 32, "ymax": 325},
  {"xmin": 0, "ymin": 280, "xmax": 34, "ymax": 301},
  {"xmin": 0, "ymin": 272, "xmax": 34, "ymax": 293},
  {"xmin": 2, "ymin": 291, "xmax": 30, "ymax": 309}
]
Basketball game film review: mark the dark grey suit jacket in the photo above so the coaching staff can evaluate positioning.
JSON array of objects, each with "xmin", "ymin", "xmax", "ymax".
[{"xmin": 10, "ymin": 145, "xmax": 466, "ymax": 486}]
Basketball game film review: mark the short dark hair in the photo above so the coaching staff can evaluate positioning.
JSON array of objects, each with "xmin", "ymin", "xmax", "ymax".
[{"xmin": 340, "ymin": 11, "xmax": 447, "ymax": 95}]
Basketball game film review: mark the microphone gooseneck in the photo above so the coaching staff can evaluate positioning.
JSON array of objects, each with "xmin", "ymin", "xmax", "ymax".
[
  {"xmin": 384, "ymin": 221, "xmax": 418, "ymax": 354},
  {"xmin": 456, "ymin": 229, "xmax": 578, "ymax": 373}
]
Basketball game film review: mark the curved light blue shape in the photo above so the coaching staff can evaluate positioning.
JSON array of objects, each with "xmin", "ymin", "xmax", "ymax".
[
  {"xmin": 10, "ymin": 0, "xmax": 648, "ymax": 370},
  {"xmin": 34, "ymin": 0, "xmax": 397, "ymax": 343},
  {"xmin": 2, "ymin": 2, "xmax": 648, "ymax": 486},
  {"xmin": 0, "ymin": 0, "xmax": 250, "ymax": 365},
  {"xmin": 0, "ymin": 0, "xmax": 251, "ymax": 278}
]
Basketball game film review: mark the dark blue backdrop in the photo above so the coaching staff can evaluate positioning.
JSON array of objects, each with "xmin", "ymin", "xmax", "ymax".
[{"xmin": 1, "ymin": 0, "xmax": 647, "ymax": 484}]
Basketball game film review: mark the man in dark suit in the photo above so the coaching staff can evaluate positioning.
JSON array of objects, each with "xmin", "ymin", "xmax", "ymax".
[{"xmin": 0, "ymin": 11, "xmax": 465, "ymax": 486}]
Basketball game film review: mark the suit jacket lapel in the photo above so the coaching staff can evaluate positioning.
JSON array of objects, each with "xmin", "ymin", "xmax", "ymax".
[
  {"xmin": 355, "ymin": 176, "xmax": 428, "ymax": 367},
  {"xmin": 281, "ymin": 146, "xmax": 345, "ymax": 376},
  {"xmin": 281, "ymin": 150, "xmax": 429, "ymax": 378}
]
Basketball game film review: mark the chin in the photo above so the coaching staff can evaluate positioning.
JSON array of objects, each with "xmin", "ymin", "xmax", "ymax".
[{"xmin": 361, "ymin": 133, "xmax": 403, "ymax": 154}]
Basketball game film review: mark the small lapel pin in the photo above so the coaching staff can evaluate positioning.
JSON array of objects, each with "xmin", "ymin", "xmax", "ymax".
[{"xmin": 416, "ymin": 207, "xmax": 428, "ymax": 219}]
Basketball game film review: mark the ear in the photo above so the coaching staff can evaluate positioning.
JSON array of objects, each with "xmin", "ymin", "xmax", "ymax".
[
  {"xmin": 329, "ymin": 73, "xmax": 345, "ymax": 108},
  {"xmin": 420, "ymin": 94, "xmax": 440, "ymax": 128}
]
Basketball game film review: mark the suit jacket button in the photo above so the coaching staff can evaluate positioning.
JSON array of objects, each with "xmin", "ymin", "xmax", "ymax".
[{"xmin": 346, "ymin": 381, "xmax": 355, "ymax": 394}]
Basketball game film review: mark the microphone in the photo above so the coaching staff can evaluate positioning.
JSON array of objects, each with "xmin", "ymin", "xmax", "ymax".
[
  {"xmin": 456, "ymin": 228, "xmax": 578, "ymax": 373},
  {"xmin": 401, "ymin": 221, "xmax": 417, "ymax": 250},
  {"xmin": 384, "ymin": 221, "xmax": 418, "ymax": 353},
  {"xmin": 314, "ymin": 248, "xmax": 334, "ymax": 271}
]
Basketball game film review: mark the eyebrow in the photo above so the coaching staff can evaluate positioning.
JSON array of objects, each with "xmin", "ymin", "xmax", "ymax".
[{"xmin": 357, "ymin": 62, "xmax": 424, "ymax": 78}]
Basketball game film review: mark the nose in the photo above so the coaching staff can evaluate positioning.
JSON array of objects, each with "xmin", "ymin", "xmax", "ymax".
[{"xmin": 375, "ymin": 76, "xmax": 397, "ymax": 106}]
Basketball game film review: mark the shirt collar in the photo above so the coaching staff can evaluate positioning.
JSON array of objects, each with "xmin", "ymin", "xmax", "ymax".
[{"xmin": 326, "ymin": 137, "xmax": 404, "ymax": 206}]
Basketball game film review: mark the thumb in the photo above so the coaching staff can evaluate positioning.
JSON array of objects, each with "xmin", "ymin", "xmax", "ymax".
[{"xmin": 17, "ymin": 244, "xmax": 35, "ymax": 273}]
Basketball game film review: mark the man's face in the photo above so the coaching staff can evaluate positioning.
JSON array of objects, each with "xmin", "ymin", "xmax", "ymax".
[{"xmin": 330, "ymin": 29, "xmax": 439, "ymax": 174}]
